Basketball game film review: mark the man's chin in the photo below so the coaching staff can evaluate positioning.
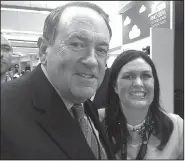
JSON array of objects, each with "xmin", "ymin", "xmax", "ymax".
[{"xmin": 73, "ymin": 87, "xmax": 96, "ymax": 100}]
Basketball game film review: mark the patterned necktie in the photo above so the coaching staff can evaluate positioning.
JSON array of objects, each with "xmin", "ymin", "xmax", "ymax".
[{"xmin": 71, "ymin": 104, "xmax": 101, "ymax": 159}]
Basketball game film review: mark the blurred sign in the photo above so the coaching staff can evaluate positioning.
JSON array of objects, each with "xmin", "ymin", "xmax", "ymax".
[
  {"xmin": 148, "ymin": 2, "xmax": 170, "ymax": 28},
  {"xmin": 120, "ymin": 1, "xmax": 171, "ymax": 45}
]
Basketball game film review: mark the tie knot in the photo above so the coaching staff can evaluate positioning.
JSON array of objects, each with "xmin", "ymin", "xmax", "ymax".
[
  {"xmin": 73, "ymin": 103, "xmax": 83, "ymax": 108},
  {"xmin": 71, "ymin": 104, "xmax": 85, "ymax": 120}
]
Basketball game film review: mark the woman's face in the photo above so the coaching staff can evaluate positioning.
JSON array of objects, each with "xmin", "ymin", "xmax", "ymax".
[{"xmin": 114, "ymin": 58, "xmax": 154, "ymax": 110}]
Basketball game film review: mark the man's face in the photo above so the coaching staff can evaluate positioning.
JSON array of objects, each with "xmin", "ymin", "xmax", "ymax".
[
  {"xmin": 1, "ymin": 35, "xmax": 13, "ymax": 75},
  {"xmin": 45, "ymin": 6, "xmax": 110, "ymax": 103}
]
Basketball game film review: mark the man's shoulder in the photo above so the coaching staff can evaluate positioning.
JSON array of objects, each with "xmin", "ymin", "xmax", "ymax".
[
  {"xmin": 1, "ymin": 73, "xmax": 35, "ymax": 117},
  {"xmin": 1, "ymin": 73, "xmax": 34, "ymax": 104},
  {"xmin": 2, "ymin": 75, "xmax": 27, "ymax": 91},
  {"xmin": 2, "ymin": 65, "xmax": 41, "ymax": 92}
]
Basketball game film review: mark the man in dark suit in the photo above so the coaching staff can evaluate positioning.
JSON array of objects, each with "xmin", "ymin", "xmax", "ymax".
[
  {"xmin": 1, "ymin": 2, "xmax": 115, "ymax": 160},
  {"xmin": 1, "ymin": 34, "xmax": 13, "ymax": 83},
  {"xmin": 93, "ymin": 67, "xmax": 110, "ymax": 109}
]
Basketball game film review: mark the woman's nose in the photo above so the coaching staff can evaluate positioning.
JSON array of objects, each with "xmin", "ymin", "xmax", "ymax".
[{"xmin": 133, "ymin": 77, "xmax": 144, "ymax": 86}]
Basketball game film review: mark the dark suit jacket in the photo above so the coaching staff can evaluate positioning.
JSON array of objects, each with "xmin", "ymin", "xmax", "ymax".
[
  {"xmin": 1, "ymin": 64, "xmax": 115, "ymax": 160},
  {"xmin": 93, "ymin": 68, "xmax": 110, "ymax": 110}
]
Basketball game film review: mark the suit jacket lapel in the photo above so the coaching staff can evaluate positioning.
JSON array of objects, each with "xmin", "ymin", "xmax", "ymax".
[
  {"xmin": 84, "ymin": 100, "xmax": 116, "ymax": 160},
  {"xmin": 30, "ymin": 64, "xmax": 96, "ymax": 159}
]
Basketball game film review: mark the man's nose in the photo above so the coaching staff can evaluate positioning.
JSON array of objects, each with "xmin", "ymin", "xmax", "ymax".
[{"xmin": 81, "ymin": 48, "xmax": 98, "ymax": 67}]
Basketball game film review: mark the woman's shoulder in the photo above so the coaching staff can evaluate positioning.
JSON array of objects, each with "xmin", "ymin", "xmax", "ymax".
[
  {"xmin": 161, "ymin": 113, "xmax": 184, "ymax": 159},
  {"xmin": 165, "ymin": 113, "xmax": 183, "ymax": 141},
  {"xmin": 159, "ymin": 112, "xmax": 183, "ymax": 140},
  {"xmin": 167, "ymin": 113, "xmax": 183, "ymax": 129}
]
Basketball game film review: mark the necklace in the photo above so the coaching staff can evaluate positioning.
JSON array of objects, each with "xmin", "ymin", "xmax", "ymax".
[
  {"xmin": 119, "ymin": 114, "xmax": 155, "ymax": 159},
  {"xmin": 127, "ymin": 120, "xmax": 146, "ymax": 132}
]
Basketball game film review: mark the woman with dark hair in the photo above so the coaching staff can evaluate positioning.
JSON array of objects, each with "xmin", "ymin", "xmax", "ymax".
[{"xmin": 104, "ymin": 50, "xmax": 183, "ymax": 159}]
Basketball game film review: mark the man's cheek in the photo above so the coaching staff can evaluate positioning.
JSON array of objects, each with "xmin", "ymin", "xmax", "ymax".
[{"xmin": 52, "ymin": 44, "xmax": 68, "ymax": 56}]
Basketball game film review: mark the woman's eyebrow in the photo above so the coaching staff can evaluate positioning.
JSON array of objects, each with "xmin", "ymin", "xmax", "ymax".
[
  {"xmin": 142, "ymin": 70, "xmax": 152, "ymax": 73},
  {"xmin": 121, "ymin": 70, "xmax": 152, "ymax": 74},
  {"xmin": 121, "ymin": 71, "xmax": 133, "ymax": 74}
]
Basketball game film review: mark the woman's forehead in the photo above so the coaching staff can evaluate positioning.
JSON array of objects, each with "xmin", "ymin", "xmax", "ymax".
[{"xmin": 119, "ymin": 58, "xmax": 152, "ymax": 73}]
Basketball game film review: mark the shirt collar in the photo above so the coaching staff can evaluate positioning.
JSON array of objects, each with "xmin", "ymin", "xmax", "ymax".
[{"xmin": 41, "ymin": 64, "xmax": 74, "ymax": 110}]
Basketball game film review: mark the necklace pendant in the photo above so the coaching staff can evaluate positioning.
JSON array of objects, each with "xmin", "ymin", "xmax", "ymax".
[{"xmin": 143, "ymin": 140, "xmax": 148, "ymax": 144}]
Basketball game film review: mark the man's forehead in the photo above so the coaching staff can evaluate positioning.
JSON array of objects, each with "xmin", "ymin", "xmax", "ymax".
[
  {"xmin": 61, "ymin": 6, "xmax": 103, "ymax": 22},
  {"xmin": 59, "ymin": 6, "xmax": 109, "ymax": 33},
  {"xmin": 56, "ymin": 6, "xmax": 110, "ymax": 42}
]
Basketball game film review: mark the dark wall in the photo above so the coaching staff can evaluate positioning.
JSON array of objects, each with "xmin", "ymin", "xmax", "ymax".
[{"xmin": 174, "ymin": 1, "xmax": 184, "ymax": 119}]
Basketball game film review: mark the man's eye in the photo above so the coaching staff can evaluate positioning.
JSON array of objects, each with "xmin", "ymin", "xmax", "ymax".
[
  {"xmin": 96, "ymin": 48, "xmax": 108, "ymax": 56},
  {"xmin": 70, "ymin": 42, "xmax": 84, "ymax": 48},
  {"xmin": 1, "ymin": 45, "xmax": 11, "ymax": 52}
]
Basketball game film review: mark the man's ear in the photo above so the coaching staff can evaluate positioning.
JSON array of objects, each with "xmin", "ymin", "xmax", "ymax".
[{"xmin": 37, "ymin": 37, "xmax": 49, "ymax": 65}]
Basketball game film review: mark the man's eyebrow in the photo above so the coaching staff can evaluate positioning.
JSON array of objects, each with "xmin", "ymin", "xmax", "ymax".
[
  {"xmin": 1, "ymin": 44, "xmax": 11, "ymax": 48},
  {"xmin": 97, "ymin": 42, "xmax": 109, "ymax": 47},
  {"xmin": 67, "ymin": 33, "xmax": 109, "ymax": 46},
  {"xmin": 1, "ymin": 44, "xmax": 9, "ymax": 46},
  {"xmin": 1, "ymin": 44, "xmax": 13, "ymax": 50}
]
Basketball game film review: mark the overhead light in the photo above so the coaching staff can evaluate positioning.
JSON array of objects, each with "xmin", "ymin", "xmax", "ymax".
[
  {"xmin": 2, "ymin": 35, "xmax": 39, "ymax": 42},
  {"xmin": 1, "ymin": 7, "xmax": 50, "ymax": 14},
  {"xmin": 1, "ymin": 29, "xmax": 42, "ymax": 35}
]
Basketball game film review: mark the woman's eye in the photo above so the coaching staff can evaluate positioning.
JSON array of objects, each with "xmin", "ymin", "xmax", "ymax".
[
  {"xmin": 142, "ymin": 74, "xmax": 152, "ymax": 79},
  {"xmin": 122, "ymin": 75, "xmax": 133, "ymax": 79}
]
